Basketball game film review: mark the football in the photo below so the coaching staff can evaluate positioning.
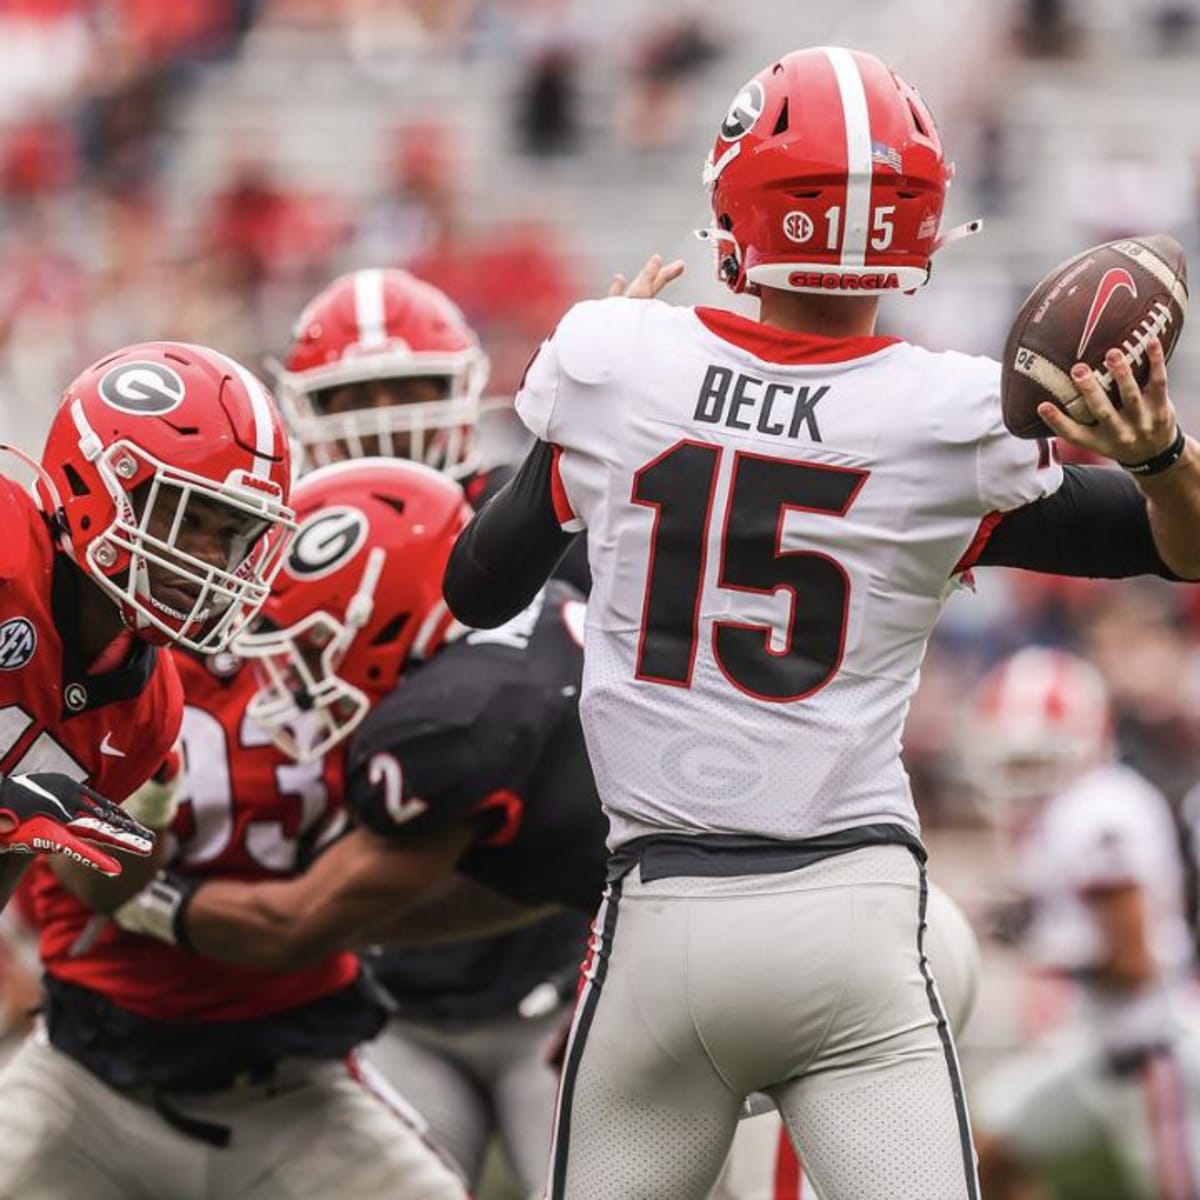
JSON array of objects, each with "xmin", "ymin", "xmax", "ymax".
[{"xmin": 1001, "ymin": 234, "xmax": 1189, "ymax": 439}]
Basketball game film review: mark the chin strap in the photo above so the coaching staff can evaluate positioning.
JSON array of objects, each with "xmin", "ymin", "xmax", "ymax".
[
  {"xmin": 0, "ymin": 443, "xmax": 66, "ymax": 515},
  {"xmin": 0, "ymin": 442, "xmax": 73, "ymax": 560},
  {"xmin": 932, "ymin": 218, "xmax": 983, "ymax": 253}
]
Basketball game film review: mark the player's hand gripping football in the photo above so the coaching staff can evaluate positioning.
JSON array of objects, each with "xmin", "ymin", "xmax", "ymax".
[
  {"xmin": 0, "ymin": 773, "xmax": 155, "ymax": 877},
  {"xmin": 607, "ymin": 253, "xmax": 685, "ymax": 300},
  {"xmin": 1037, "ymin": 337, "xmax": 1183, "ymax": 469}
]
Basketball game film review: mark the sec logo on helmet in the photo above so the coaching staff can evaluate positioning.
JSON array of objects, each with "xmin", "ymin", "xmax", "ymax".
[
  {"xmin": 97, "ymin": 361, "xmax": 187, "ymax": 415},
  {"xmin": 285, "ymin": 507, "xmax": 369, "ymax": 580},
  {"xmin": 782, "ymin": 211, "xmax": 814, "ymax": 244}
]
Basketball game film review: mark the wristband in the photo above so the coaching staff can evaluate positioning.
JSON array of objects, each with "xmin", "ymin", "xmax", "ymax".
[
  {"xmin": 114, "ymin": 870, "xmax": 200, "ymax": 950},
  {"xmin": 1121, "ymin": 426, "xmax": 1187, "ymax": 477}
]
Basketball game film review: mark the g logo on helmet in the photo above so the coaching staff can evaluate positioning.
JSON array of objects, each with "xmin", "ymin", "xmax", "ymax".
[
  {"xmin": 286, "ymin": 507, "xmax": 368, "ymax": 580},
  {"xmin": 720, "ymin": 79, "xmax": 766, "ymax": 141},
  {"xmin": 782, "ymin": 211, "xmax": 814, "ymax": 245},
  {"xmin": 98, "ymin": 362, "xmax": 187, "ymax": 416}
]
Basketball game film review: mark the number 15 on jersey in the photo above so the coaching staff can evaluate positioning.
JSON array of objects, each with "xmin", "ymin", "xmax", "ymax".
[{"xmin": 631, "ymin": 441, "xmax": 868, "ymax": 704}]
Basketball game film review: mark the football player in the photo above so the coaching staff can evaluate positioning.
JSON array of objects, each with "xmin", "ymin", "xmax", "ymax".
[
  {"xmin": 965, "ymin": 648, "xmax": 1200, "ymax": 1200},
  {"xmin": 441, "ymin": 46, "xmax": 1200, "ymax": 1200},
  {"xmin": 0, "ymin": 463, "xmax": 468, "ymax": 1199},
  {"xmin": 0, "ymin": 340, "xmax": 294, "ymax": 916},
  {"xmin": 111, "ymin": 457, "xmax": 607, "ymax": 1194},
  {"xmin": 268, "ymin": 266, "xmax": 591, "ymax": 1193}
]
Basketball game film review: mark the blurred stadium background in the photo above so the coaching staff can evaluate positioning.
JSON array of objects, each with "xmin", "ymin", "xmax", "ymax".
[{"xmin": 1, "ymin": 0, "xmax": 1200, "ymax": 1194}]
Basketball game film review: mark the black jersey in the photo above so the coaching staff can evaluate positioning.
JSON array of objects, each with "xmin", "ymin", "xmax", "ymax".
[{"xmin": 346, "ymin": 579, "xmax": 608, "ymax": 913}]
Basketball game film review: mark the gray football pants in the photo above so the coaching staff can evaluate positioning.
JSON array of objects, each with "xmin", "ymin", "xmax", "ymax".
[
  {"xmin": 364, "ymin": 1005, "xmax": 567, "ymax": 1196},
  {"xmin": 0, "ymin": 1031, "xmax": 468, "ymax": 1200},
  {"xmin": 546, "ymin": 843, "xmax": 980, "ymax": 1200}
]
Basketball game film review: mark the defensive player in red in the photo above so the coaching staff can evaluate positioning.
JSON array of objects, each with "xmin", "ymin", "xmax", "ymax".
[
  {"xmin": 0, "ymin": 340, "xmax": 294, "ymax": 918},
  {"xmin": 0, "ymin": 455, "xmax": 472, "ymax": 1200},
  {"xmin": 442, "ymin": 46, "xmax": 1200, "ymax": 1200}
]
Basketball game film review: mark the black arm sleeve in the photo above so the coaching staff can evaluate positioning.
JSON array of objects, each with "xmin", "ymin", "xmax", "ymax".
[
  {"xmin": 444, "ymin": 440, "xmax": 579, "ymax": 628},
  {"xmin": 977, "ymin": 464, "xmax": 1177, "ymax": 579}
]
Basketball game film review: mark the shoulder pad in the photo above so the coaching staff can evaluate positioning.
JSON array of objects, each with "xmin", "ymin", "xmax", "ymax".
[
  {"xmin": 0, "ymin": 478, "xmax": 36, "ymax": 581},
  {"xmin": 554, "ymin": 298, "xmax": 652, "ymax": 386}
]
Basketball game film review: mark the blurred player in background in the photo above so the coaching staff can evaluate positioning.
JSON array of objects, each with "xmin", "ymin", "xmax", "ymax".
[
  {"xmin": 0, "ymin": 339, "xmax": 295, "ymax": 910},
  {"xmin": 270, "ymin": 269, "xmax": 592, "ymax": 1194},
  {"xmin": 967, "ymin": 648, "xmax": 1200, "ymax": 1200},
  {"xmin": 443, "ymin": 46, "xmax": 1200, "ymax": 1200},
  {"xmin": 115, "ymin": 457, "xmax": 604, "ymax": 1198}
]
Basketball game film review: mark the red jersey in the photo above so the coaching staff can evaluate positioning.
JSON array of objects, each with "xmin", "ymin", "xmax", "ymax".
[
  {"xmin": 0, "ymin": 478, "xmax": 181, "ymax": 802},
  {"xmin": 35, "ymin": 648, "xmax": 356, "ymax": 1021}
]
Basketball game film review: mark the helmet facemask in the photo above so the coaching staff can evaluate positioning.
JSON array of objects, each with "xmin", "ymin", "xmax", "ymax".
[
  {"xmin": 235, "ymin": 546, "xmax": 386, "ymax": 763},
  {"xmin": 85, "ymin": 439, "xmax": 295, "ymax": 654},
  {"xmin": 280, "ymin": 351, "xmax": 487, "ymax": 478}
]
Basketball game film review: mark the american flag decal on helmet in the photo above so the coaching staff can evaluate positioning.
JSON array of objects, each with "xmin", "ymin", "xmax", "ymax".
[{"xmin": 871, "ymin": 142, "xmax": 903, "ymax": 173}]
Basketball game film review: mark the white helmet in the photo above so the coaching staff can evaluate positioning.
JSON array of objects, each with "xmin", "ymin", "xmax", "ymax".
[{"xmin": 964, "ymin": 646, "xmax": 1113, "ymax": 811}]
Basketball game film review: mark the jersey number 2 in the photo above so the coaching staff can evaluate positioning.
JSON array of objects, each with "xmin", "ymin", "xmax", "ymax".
[{"xmin": 632, "ymin": 442, "xmax": 868, "ymax": 702}]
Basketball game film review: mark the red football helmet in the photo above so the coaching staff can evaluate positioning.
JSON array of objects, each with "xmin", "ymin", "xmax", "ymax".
[
  {"xmin": 965, "ymin": 647, "xmax": 1113, "ymax": 810},
  {"xmin": 234, "ymin": 457, "xmax": 472, "ymax": 763},
  {"xmin": 699, "ymin": 46, "xmax": 979, "ymax": 297},
  {"xmin": 273, "ymin": 268, "xmax": 490, "ymax": 477},
  {"xmin": 36, "ymin": 342, "xmax": 295, "ymax": 654}
]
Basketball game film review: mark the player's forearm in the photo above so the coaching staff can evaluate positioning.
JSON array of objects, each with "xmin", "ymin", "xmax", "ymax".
[
  {"xmin": 1086, "ymin": 881, "xmax": 1158, "ymax": 990},
  {"xmin": 360, "ymin": 872, "xmax": 558, "ymax": 947},
  {"xmin": 184, "ymin": 828, "xmax": 467, "ymax": 969},
  {"xmin": 1137, "ymin": 437, "xmax": 1200, "ymax": 580},
  {"xmin": 50, "ymin": 838, "xmax": 167, "ymax": 913},
  {"xmin": 184, "ymin": 876, "xmax": 347, "ymax": 971}
]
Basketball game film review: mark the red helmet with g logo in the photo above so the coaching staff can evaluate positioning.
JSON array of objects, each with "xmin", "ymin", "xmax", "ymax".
[
  {"xmin": 700, "ymin": 47, "xmax": 976, "ymax": 297},
  {"xmin": 37, "ymin": 341, "xmax": 295, "ymax": 653},
  {"xmin": 234, "ymin": 457, "xmax": 472, "ymax": 763},
  {"xmin": 274, "ymin": 269, "xmax": 489, "ymax": 477}
]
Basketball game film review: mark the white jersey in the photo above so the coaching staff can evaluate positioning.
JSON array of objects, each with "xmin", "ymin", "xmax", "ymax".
[
  {"xmin": 516, "ymin": 298, "xmax": 1063, "ymax": 848},
  {"xmin": 1017, "ymin": 762, "xmax": 1193, "ymax": 979}
]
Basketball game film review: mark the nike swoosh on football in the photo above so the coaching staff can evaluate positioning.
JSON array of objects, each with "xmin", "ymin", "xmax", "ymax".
[
  {"xmin": 99, "ymin": 733, "xmax": 125, "ymax": 758},
  {"xmin": 1077, "ymin": 267, "xmax": 1137, "ymax": 359}
]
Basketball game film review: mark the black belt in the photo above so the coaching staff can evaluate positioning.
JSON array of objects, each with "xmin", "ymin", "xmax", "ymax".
[
  {"xmin": 607, "ymin": 822, "xmax": 925, "ymax": 883},
  {"xmin": 146, "ymin": 1061, "xmax": 283, "ymax": 1148}
]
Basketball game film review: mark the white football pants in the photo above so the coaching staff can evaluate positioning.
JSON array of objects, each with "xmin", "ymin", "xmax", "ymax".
[
  {"xmin": 545, "ymin": 844, "xmax": 981, "ymax": 1200},
  {"xmin": 0, "ymin": 1031, "xmax": 468, "ymax": 1200}
]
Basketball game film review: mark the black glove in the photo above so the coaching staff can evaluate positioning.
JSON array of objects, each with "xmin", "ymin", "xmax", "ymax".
[{"xmin": 0, "ymin": 772, "xmax": 155, "ymax": 877}]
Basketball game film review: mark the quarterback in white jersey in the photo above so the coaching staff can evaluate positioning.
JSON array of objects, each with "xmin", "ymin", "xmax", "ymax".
[
  {"xmin": 968, "ymin": 649, "xmax": 1200, "ymax": 1200},
  {"xmin": 514, "ymin": 296, "xmax": 1060, "ymax": 849},
  {"xmin": 445, "ymin": 46, "xmax": 1200, "ymax": 1200}
]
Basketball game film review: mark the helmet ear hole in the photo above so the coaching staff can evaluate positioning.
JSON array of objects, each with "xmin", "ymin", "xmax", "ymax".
[
  {"xmin": 63, "ymin": 463, "xmax": 89, "ymax": 497},
  {"xmin": 907, "ymin": 99, "xmax": 930, "ymax": 137},
  {"xmin": 369, "ymin": 613, "xmax": 409, "ymax": 646},
  {"xmin": 772, "ymin": 99, "xmax": 789, "ymax": 136}
]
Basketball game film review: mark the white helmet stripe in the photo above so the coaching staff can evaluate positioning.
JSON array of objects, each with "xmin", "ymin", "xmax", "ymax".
[
  {"xmin": 353, "ymin": 269, "xmax": 388, "ymax": 348},
  {"xmin": 823, "ymin": 46, "xmax": 873, "ymax": 268},
  {"xmin": 188, "ymin": 345, "xmax": 277, "ymax": 478}
]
